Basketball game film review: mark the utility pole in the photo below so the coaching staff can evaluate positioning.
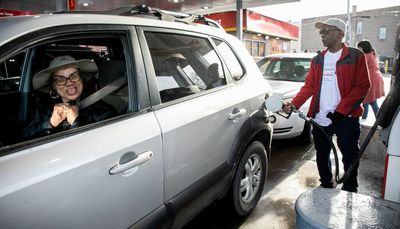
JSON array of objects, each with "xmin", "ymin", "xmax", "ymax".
[
  {"xmin": 236, "ymin": 0, "xmax": 243, "ymax": 42},
  {"xmin": 347, "ymin": 0, "xmax": 352, "ymax": 45}
]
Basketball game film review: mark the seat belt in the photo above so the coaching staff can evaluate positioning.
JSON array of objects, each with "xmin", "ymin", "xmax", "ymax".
[{"xmin": 79, "ymin": 76, "xmax": 127, "ymax": 109}]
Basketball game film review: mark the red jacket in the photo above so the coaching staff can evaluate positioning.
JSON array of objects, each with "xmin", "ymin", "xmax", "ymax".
[
  {"xmin": 363, "ymin": 53, "xmax": 385, "ymax": 103},
  {"xmin": 292, "ymin": 43, "xmax": 370, "ymax": 118}
]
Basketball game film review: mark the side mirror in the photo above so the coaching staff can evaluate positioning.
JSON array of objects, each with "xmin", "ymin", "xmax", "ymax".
[{"xmin": 265, "ymin": 95, "xmax": 283, "ymax": 112}]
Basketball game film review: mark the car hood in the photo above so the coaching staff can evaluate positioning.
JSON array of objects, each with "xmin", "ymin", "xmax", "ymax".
[{"xmin": 268, "ymin": 80, "xmax": 304, "ymax": 99}]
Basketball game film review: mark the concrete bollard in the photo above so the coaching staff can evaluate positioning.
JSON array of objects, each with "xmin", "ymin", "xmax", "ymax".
[{"xmin": 296, "ymin": 188, "xmax": 400, "ymax": 228}]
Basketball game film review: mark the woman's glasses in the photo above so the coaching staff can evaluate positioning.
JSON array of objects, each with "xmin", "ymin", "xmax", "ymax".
[
  {"xmin": 319, "ymin": 28, "xmax": 340, "ymax": 35},
  {"xmin": 53, "ymin": 71, "xmax": 81, "ymax": 86}
]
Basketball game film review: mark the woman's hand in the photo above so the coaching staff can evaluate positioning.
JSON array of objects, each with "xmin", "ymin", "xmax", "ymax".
[
  {"xmin": 50, "ymin": 104, "xmax": 66, "ymax": 127},
  {"xmin": 50, "ymin": 103, "xmax": 79, "ymax": 127},
  {"xmin": 63, "ymin": 104, "xmax": 79, "ymax": 125}
]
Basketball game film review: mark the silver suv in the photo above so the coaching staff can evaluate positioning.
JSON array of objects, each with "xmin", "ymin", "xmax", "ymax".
[{"xmin": 0, "ymin": 6, "xmax": 273, "ymax": 229}]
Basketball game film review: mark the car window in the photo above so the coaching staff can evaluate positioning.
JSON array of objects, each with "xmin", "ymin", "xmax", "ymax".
[
  {"xmin": 259, "ymin": 57, "xmax": 311, "ymax": 82},
  {"xmin": 0, "ymin": 51, "xmax": 26, "ymax": 92},
  {"xmin": 212, "ymin": 38, "xmax": 244, "ymax": 81},
  {"xmin": 144, "ymin": 32, "xmax": 227, "ymax": 103},
  {"xmin": 0, "ymin": 33, "xmax": 131, "ymax": 147}
]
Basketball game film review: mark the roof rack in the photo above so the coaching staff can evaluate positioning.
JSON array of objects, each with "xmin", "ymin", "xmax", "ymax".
[{"xmin": 55, "ymin": 4, "xmax": 223, "ymax": 30}]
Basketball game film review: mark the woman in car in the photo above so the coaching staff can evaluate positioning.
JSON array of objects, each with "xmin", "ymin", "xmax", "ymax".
[{"xmin": 23, "ymin": 55, "xmax": 116, "ymax": 139}]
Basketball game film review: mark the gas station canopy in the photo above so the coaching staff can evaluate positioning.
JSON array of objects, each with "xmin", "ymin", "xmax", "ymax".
[{"xmin": 0, "ymin": 0, "xmax": 299, "ymax": 14}]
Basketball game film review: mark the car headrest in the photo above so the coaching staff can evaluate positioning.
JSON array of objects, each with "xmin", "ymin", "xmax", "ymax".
[{"xmin": 293, "ymin": 65, "xmax": 306, "ymax": 76}]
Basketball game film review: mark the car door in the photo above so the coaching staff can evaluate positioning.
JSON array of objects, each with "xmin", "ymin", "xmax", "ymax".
[
  {"xmin": 139, "ymin": 28, "xmax": 267, "ymax": 202},
  {"xmin": 0, "ymin": 24, "xmax": 164, "ymax": 228}
]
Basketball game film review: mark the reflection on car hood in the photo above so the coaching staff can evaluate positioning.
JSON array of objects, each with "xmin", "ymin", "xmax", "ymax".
[{"xmin": 268, "ymin": 80, "xmax": 304, "ymax": 99}]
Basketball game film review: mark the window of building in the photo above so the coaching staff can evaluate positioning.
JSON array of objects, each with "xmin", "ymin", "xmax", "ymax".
[
  {"xmin": 244, "ymin": 39, "xmax": 266, "ymax": 57},
  {"xmin": 356, "ymin": 21, "xmax": 362, "ymax": 35},
  {"xmin": 258, "ymin": 42, "xmax": 266, "ymax": 56},
  {"xmin": 379, "ymin": 27, "xmax": 386, "ymax": 40},
  {"xmin": 251, "ymin": 41, "xmax": 259, "ymax": 56},
  {"xmin": 283, "ymin": 42, "xmax": 288, "ymax": 51}
]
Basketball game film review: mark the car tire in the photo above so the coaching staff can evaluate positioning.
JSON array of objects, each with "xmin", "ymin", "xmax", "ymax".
[
  {"xmin": 297, "ymin": 122, "xmax": 312, "ymax": 144},
  {"xmin": 228, "ymin": 141, "xmax": 268, "ymax": 216}
]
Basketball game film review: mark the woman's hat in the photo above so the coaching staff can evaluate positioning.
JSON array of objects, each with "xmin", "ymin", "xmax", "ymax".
[{"xmin": 32, "ymin": 55, "xmax": 98, "ymax": 92}]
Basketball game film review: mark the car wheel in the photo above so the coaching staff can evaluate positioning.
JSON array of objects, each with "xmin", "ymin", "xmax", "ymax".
[
  {"xmin": 297, "ymin": 122, "xmax": 313, "ymax": 144},
  {"xmin": 230, "ymin": 141, "xmax": 268, "ymax": 216}
]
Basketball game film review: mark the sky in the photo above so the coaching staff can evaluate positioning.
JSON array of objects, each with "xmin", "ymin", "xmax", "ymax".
[{"xmin": 251, "ymin": 0, "xmax": 399, "ymax": 22}]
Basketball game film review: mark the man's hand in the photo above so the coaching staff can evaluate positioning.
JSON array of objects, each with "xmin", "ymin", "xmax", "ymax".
[
  {"xmin": 326, "ymin": 111, "xmax": 346, "ymax": 124},
  {"xmin": 282, "ymin": 101, "xmax": 295, "ymax": 114}
]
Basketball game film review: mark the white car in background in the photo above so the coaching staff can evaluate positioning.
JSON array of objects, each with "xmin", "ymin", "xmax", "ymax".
[{"xmin": 257, "ymin": 52, "xmax": 317, "ymax": 143}]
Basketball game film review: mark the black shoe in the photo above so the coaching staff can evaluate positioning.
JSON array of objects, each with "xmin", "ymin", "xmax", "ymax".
[
  {"xmin": 319, "ymin": 183, "xmax": 334, "ymax": 188},
  {"xmin": 341, "ymin": 186, "xmax": 357, "ymax": 193}
]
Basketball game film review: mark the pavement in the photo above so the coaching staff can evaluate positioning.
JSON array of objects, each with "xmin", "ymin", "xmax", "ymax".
[
  {"xmin": 240, "ymin": 139, "xmax": 385, "ymax": 229},
  {"xmin": 185, "ymin": 137, "xmax": 386, "ymax": 229}
]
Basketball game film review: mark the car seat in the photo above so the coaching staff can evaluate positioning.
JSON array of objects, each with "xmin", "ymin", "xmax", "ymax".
[
  {"xmin": 293, "ymin": 65, "xmax": 306, "ymax": 77},
  {"xmin": 156, "ymin": 53, "xmax": 202, "ymax": 102},
  {"xmin": 97, "ymin": 59, "xmax": 128, "ymax": 113}
]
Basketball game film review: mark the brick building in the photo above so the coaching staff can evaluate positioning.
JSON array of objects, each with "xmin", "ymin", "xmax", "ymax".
[{"xmin": 301, "ymin": 5, "xmax": 400, "ymax": 72}]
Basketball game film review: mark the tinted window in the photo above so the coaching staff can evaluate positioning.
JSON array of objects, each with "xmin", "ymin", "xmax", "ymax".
[
  {"xmin": 213, "ymin": 38, "xmax": 244, "ymax": 81},
  {"xmin": 144, "ymin": 32, "xmax": 227, "ymax": 103}
]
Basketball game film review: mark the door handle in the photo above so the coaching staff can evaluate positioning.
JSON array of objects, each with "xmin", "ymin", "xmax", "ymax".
[
  {"xmin": 228, "ymin": 108, "xmax": 246, "ymax": 121},
  {"xmin": 109, "ymin": 151, "xmax": 153, "ymax": 175}
]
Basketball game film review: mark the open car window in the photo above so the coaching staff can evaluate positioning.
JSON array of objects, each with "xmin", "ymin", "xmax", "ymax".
[{"xmin": 0, "ymin": 33, "xmax": 131, "ymax": 148}]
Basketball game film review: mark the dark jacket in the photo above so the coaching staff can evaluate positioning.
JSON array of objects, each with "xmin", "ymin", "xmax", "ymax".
[
  {"xmin": 23, "ymin": 96, "xmax": 116, "ymax": 140},
  {"xmin": 291, "ymin": 43, "xmax": 370, "ymax": 118}
]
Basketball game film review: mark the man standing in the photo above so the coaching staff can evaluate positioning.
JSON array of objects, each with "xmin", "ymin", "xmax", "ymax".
[{"xmin": 285, "ymin": 18, "xmax": 370, "ymax": 192}]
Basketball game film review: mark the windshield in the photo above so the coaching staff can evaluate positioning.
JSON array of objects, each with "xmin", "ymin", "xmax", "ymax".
[{"xmin": 258, "ymin": 57, "xmax": 311, "ymax": 82}]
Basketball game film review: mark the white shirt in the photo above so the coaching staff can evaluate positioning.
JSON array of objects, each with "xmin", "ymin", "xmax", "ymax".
[{"xmin": 314, "ymin": 49, "xmax": 342, "ymax": 126}]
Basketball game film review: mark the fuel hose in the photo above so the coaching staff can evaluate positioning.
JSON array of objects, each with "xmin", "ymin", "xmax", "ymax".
[{"xmin": 337, "ymin": 70, "xmax": 398, "ymax": 183}]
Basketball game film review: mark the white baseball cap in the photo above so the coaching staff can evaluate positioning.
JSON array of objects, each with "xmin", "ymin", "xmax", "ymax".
[{"xmin": 315, "ymin": 18, "xmax": 347, "ymax": 35}]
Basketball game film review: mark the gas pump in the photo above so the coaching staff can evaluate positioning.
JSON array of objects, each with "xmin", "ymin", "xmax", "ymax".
[{"xmin": 381, "ymin": 22, "xmax": 400, "ymax": 203}]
